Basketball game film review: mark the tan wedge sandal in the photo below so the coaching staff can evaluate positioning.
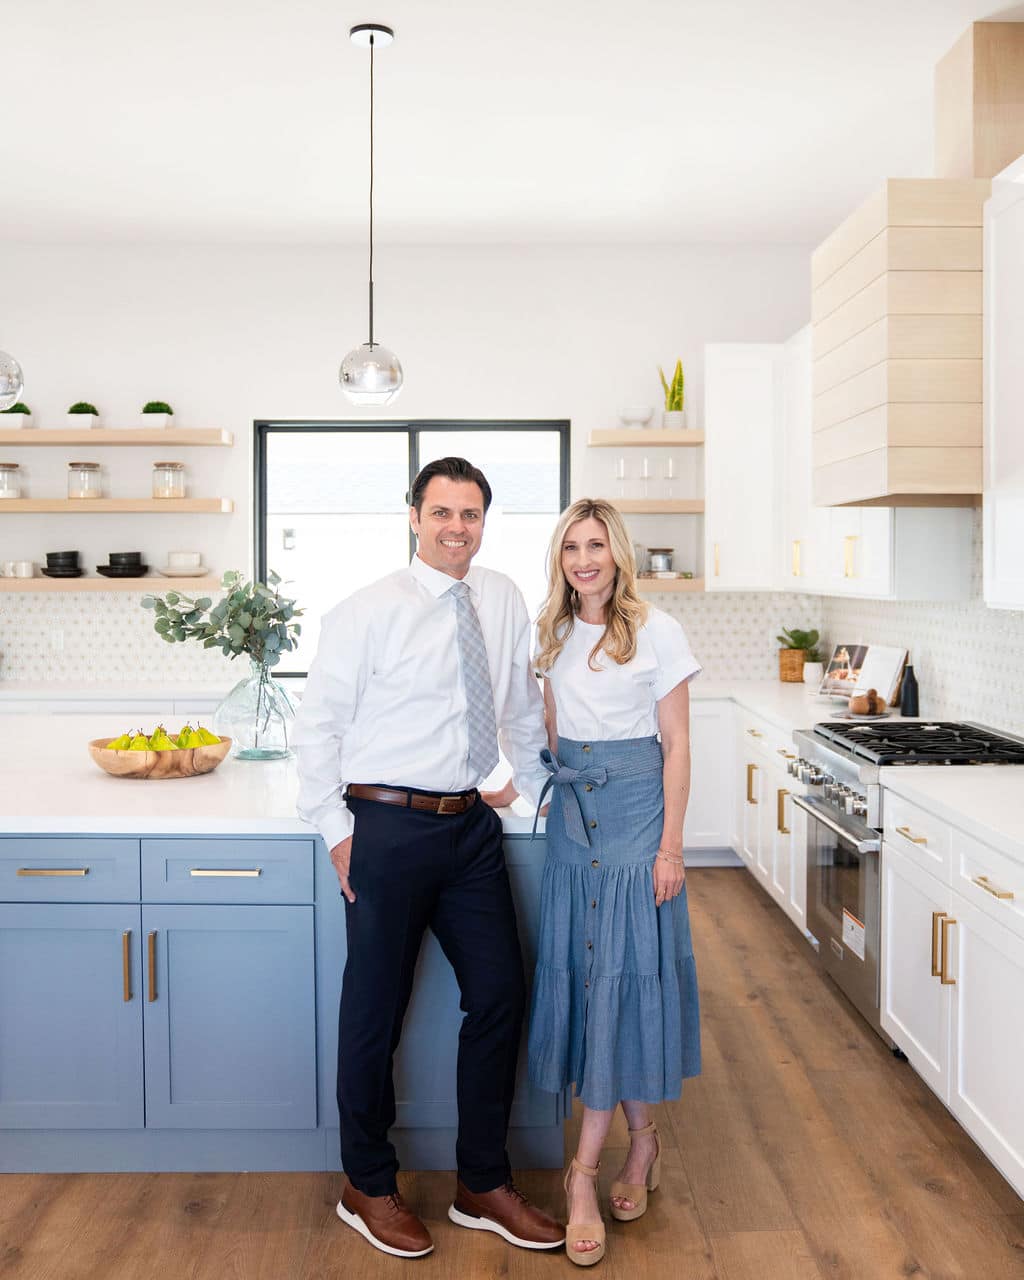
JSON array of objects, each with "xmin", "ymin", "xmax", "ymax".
[
  {"xmin": 563, "ymin": 1157, "xmax": 606, "ymax": 1266},
  {"xmin": 609, "ymin": 1121, "xmax": 661, "ymax": 1222}
]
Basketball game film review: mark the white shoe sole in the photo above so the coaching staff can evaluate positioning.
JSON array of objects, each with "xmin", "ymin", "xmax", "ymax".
[
  {"xmin": 336, "ymin": 1200, "xmax": 434, "ymax": 1258},
  {"xmin": 447, "ymin": 1203, "xmax": 566, "ymax": 1249}
]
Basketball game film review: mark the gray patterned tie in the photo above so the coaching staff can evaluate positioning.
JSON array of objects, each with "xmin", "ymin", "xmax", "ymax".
[{"xmin": 448, "ymin": 581, "xmax": 500, "ymax": 776}]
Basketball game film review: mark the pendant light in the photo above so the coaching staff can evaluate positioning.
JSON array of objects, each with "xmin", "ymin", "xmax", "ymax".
[
  {"xmin": 340, "ymin": 22, "xmax": 403, "ymax": 406},
  {"xmin": 0, "ymin": 350, "xmax": 24, "ymax": 412}
]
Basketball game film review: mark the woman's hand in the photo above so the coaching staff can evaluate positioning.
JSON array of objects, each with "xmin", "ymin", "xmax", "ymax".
[
  {"xmin": 481, "ymin": 779, "xmax": 519, "ymax": 809},
  {"xmin": 653, "ymin": 851, "xmax": 685, "ymax": 907}
]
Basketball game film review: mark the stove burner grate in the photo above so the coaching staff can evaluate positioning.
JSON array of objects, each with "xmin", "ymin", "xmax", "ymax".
[{"xmin": 813, "ymin": 721, "xmax": 1024, "ymax": 766}]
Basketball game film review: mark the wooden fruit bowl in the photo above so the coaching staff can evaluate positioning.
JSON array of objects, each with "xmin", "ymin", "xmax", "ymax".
[{"xmin": 88, "ymin": 737, "xmax": 232, "ymax": 780}]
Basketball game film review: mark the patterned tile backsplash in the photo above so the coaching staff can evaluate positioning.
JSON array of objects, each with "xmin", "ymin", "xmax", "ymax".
[{"xmin": 2, "ymin": 508, "xmax": 1022, "ymax": 738}]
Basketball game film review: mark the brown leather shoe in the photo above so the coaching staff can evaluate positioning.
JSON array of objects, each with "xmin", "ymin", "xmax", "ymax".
[
  {"xmin": 336, "ymin": 1180, "xmax": 433, "ymax": 1258},
  {"xmin": 448, "ymin": 1178, "xmax": 565, "ymax": 1250}
]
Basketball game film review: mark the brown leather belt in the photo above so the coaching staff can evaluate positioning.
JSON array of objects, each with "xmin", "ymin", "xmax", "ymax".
[{"xmin": 346, "ymin": 783, "xmax": 479, "ymax": 815}]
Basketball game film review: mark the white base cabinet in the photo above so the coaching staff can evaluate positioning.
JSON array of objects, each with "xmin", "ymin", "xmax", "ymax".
[
  {"xmin": 880, "ymin": 803, "xmax": 1024, "ymax": 1199},
  {"xmin": 685, "ymin": 700, "xmax": 735, "ymax": 849}
]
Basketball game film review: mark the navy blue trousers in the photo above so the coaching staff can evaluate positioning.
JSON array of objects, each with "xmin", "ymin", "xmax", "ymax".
[{"xmin": 337, "ymin": 790, "xmax": 527, "ymax": 1196}]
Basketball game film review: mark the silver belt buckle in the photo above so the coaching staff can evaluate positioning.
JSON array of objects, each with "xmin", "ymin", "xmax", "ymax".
[{"xmin": 436, "ymin": 795, "xmax": 463, "ymax": 815}]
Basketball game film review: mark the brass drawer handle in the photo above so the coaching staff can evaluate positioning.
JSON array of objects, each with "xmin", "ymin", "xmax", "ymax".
[
  {"xmin": 895, "ymin": 825, "xmax": 927, "ymax": 845},
  {"xmin": 122, "ymin": 931, "xmax": 132, "ymax": 1002},
  {"xmin": 940, "ymin": 917, "xmax": 957, "ymax": 985},
  {"xmin": 777, "ymin": 788, "xmax": 790, "ymax": 835},
  {"xmin": 746, "ymin": 762, "xmax": 758, "ymax": 805},
  {"xmin": 746, "ymin": 728, "xmax": 763, "ymax": 738},
  {"xmin": 189, "ymin": 868, "xmax": 262, "ymax": 878},
  {"xmin": 973, "ymin": 874, "xmax": 1014, "ymax": 901},
  {"xmin": 843, "ymin": 534, "xmax": 858, "ymax": 578},
  {"xmin": 147, "ymin": 931, "xmax": 157, "ymax": 1003},
  {"xmin": 777, "ymin": 749, "xmax": 796, "ymax": 759},
  {"xmin": 17, "ymin": 867, "xmax": 89, "ymax": 877},
  {"xmin": 931, "ymin": 911, "xmax": 947, "ymax": 977},
  {"xmin": 714, "ymin": 542, "xmax": 720, "ymax": 577},
  {"xmin": 792, "ymin": 539, "xmax": 801, "ymax": 577}
]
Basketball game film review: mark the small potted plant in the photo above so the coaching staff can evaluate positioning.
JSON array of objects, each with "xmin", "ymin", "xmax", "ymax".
[
  {"xmin": 1, "ymin": 402, "xmax": 33, "ymax": 429},
  {"xmin": 777, "ymin": 627, "xmax": 822, "ymax": 683},
  {"xmin": 67, "ymin": 401, "xmax": 100, "ymax": 428},
  {"xmin": 659, "ymin": 359, "xmax": 685, "ymax": 429},
  {"xmin": 140, "ymin": 400, "xmax": 174, "ymax": 429}
]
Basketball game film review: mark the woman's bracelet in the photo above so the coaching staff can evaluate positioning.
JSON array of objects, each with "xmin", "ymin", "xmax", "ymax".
[{"xmin": 656, "ymin": 850, "xmax": 685, "ymax": 865}]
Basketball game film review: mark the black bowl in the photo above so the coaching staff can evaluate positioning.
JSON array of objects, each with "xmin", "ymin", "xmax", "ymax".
[
  {"xmin": 108, "ymin": 552, "xmax": 142, "ymax": 564},
  {"xmin": 96, "ymin": 564, "xmax": 149, "ymax": 578},
  {"xmin": 46, "ymin": 550, "xmax": 79, "ymax": 563},
  {"xmin": 41, "ymin": 567, "xmax": 84, "ymax": 578}
]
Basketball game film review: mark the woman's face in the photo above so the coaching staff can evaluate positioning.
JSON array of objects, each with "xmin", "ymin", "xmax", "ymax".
[{"xmin": 561, "ymin": 516, "xmax": 617, "ymax": 606}]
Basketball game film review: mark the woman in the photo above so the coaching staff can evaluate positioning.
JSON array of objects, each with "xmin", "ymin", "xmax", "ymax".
[{"xmin": 491, "ymin": 498, "xmax": 701, "ymax": 1265}]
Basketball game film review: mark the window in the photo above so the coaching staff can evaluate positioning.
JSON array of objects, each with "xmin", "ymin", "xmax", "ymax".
[{"xmin": 254, "ymin": 420, "xmax": 570, "ymax": 677}]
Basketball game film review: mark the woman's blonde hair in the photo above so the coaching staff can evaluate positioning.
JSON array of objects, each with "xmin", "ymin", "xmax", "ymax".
[{"xmin": 535, "ymin": 498, "xmax": 649, "ymax": 672}]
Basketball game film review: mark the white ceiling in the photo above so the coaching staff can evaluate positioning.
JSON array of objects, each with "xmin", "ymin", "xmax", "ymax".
[{"xmin": 1, "ymin": 0, "xmax": 1020, "ymax": 246}]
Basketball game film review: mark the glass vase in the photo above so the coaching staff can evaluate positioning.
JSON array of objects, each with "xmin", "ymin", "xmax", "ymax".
[{"xmin": 213, "ymin": 657, "xmax": 296, "ymax": 761}]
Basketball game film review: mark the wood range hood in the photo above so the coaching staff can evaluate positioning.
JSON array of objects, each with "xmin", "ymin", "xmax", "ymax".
[{"xmin": 811, "ymin": 22, "xmax": 1024, "ymax": 508}]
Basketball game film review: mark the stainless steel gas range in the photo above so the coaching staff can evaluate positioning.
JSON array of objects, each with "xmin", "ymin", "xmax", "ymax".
[{"xmin": 789, "ymin": 720, "xmax": 1024, "ymax": 1043}]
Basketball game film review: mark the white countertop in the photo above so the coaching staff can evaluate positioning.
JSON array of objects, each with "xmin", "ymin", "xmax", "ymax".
[
  {"xmin": 0, "ymin": 681, "xmax": 842, "ymax": 838},
  {"xmin": 880, "ymin": 766, "xmax": 1024, "ymax": 863}
]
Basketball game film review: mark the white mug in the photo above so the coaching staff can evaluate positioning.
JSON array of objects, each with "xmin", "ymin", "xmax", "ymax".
[
  {"xmin": 12, "ymin": 560, "xmax": 33, "ymax": 578},
  {"xmin": 167, "ymin": 550, "xmax": 202, "ymax": 568},
  {"xmin": 0, "ymin": 560, "xmax": 16, "ymax": 577}
]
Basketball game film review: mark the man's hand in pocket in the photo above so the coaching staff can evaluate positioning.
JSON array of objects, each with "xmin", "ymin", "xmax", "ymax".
[{"xmin": 330, "ymin": 836, "xmax": 356, "ymax": 903}]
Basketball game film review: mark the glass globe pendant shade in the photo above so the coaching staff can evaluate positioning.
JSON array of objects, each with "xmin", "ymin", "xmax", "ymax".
[
  {"xmin": 339, "ymin": 341, "xmax": 403, "ymax": 406},
  {"xmin": 0, "ymin": 351, "xmax": 24, "ymax": 412}
]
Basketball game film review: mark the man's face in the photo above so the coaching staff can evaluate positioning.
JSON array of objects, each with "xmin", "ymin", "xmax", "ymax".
[{"xmin": 410, "ymin": 476, "xmax": 486, "ymax": 579}]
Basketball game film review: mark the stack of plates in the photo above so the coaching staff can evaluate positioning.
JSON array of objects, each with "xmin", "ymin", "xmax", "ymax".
[{"xmin": 96, "ymin": 564, "xmax": 150, "ymax": 578}]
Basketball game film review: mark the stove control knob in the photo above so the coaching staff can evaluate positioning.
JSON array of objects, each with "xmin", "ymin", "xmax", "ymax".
[{"xmin": 849, "ymin": 796, "xmax": 868, "ymax": 818}]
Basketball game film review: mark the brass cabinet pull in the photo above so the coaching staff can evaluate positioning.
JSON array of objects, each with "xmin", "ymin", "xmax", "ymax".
[
  {"xmin": 896, "ymin": 825, "xmax": 928, "ymax": 845},
  {"xmin": 931, "ymin": 911, "xmax": 947, "ymax": 977},
  {"xmin": 973, "ymin": 874, "xmax": 1014, "ymax": 901},
  {"xmin": 777, "ymin": 749, "xmax": 796, "ymax": 759},
  {"xmin": 746, "ymin": 727, "xmax": 763, "ymax": 738},
  {"xmin": 189, "ymin": 868, "xmax": 262, "ymax": 878},
  {"xmin": 792, "ymin": 539, "xmax": 801, "ymax": 577},
  {"xmin": 147, "ymin": 931, "xmax": 157, "ymax": 1003},
  {"xmin": 843, "ymin": 534, "xmax": 858, "ymax": 578},
  {"xmin": 17, "ymin": 867, "xmax": 89, "ymax": 877},
  {"xmin": 940, "ymin": 917, "xmax": 957, "ymax": 985},
  {"xmin": 777, "ymin": 788, "xmax": 791, "ymax": 835},
  {"xmin": 714, "ymin": 543, "xmax": 720, "ymax": 577},
  {"xmin": 122, "ymin": 931, "xmax": 132, "ymax": 1002},
  {"xmin": 746, "ymin": 762, "xmax": 758, "ymax": 805}
]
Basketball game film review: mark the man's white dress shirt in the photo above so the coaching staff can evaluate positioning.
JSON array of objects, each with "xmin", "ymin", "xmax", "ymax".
[{"xmin": 294, "ymin": 555, "xmax": 548, "ymax": 850}]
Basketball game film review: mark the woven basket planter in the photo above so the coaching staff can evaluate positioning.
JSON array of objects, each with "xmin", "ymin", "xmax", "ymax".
[{"xmin": 779, "ymin": 648, "xmax": 806, "ymax": 682}]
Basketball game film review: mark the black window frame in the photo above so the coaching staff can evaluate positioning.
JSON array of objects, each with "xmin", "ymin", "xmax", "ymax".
[{"xmin": 253, "ymin": 418, "xmax": 571, "ymax": 679}]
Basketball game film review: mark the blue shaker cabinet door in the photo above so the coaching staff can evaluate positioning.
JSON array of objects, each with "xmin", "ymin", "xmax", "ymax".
[
  {"xmin": 142, "ymin": 904, "xmax": 316, "ymax": 1130},
  {"xmin": 0, "ymin": 904, "xmax": 144, "ymax": 1129}
]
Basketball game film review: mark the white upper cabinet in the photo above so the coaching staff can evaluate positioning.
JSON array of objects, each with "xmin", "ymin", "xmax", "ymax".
[
  {"xmin": 778, "ymin": 326, "xmax": 830, "ymax": 592},
  {"xmin": 704, "ymin": 343, "xmax": 782, "ymax": 591},
  {"xmin": 983, "ymin": 155, "xmax": 1024, "ymax": 609}
]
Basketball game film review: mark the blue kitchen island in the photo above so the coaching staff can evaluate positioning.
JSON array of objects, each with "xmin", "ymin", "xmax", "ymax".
[{"xmin": 0, "ymin": 714, "xmax": 562, "ymax": 1173}]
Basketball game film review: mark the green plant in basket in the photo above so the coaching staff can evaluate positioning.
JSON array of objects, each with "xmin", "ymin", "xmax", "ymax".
[
  {"xmin": 1, "ymin": 402, "xmax": 30, "ymax": 414},
  {"xmin": 777, "ymin": 627, "xmax": 821, "ymax": 662},
  {"xmin": 67, "ymin": 401, "xmax": 99, "ymax": 414},
  {"xmin": 142, "ymin": 400, "xmax": 173, "ymax": 414},
  {"xmin": 658, "ymin": 359, "xmax": 684, "ymax": 411}
]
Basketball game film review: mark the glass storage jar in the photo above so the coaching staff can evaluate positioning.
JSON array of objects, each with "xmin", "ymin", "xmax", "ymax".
[
  {"xmin": 0, "ymin": 463, "xmax": 21, "ymax": 499},
  {"xmin": 152, "ymin": 461, "xmax": 185, "ymax": 499},
  {"xmin": 67, "ymin": 461, "xmax": 102, "ymax": 499}
]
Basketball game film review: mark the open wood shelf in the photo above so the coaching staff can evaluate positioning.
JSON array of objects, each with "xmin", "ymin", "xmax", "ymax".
[
  {"xmin": 588, "ymin": 429, "xmax": 705, "ymax": 447},
  {"xmin": 0, "ymin": 498, "xmax": 234, "ymax": 513},
  {"xmin": 0, "ymin": 575, "xmax": 225, "ymax": 593},
  {"xmin": 605, "ymin": 498, "xmax": 705, "ymax": 515},
  {"xmin": 0, "ymin": 429, "xmax": 233, "ymax": 446},
  {"xmin": 636, "ymin": 576, "xmax": 705, "ymax": 593}
]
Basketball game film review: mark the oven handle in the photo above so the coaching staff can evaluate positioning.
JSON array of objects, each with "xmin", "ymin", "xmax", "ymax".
[{"xmin": 792, "ymin": 795, "xmax": 881, "ymax": 854}]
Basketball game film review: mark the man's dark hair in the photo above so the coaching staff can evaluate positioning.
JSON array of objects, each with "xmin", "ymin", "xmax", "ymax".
[{"xmin": 409, "ymin": 456, "xmax": 493, "ymax": 514}]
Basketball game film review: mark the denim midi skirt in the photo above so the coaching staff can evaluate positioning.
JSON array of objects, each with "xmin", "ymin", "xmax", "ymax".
[{"xmin": 527, "ymin": 735, "xmax": 702, "ymax": 1111}]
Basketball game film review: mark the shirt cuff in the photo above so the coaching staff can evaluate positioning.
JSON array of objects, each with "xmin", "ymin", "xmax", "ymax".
[
  {"xmin": 653, "ymin": 660, "xmax": 703, "ymax": 702},
  {"xmin": 317, "ymin": 806, "xmax": 354, "ymax": 851}
]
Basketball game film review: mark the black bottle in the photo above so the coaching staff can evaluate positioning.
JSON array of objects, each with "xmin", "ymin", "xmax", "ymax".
[{"xmin": 900, "ymin": 658, "xmax": 920, "ymax": 717}]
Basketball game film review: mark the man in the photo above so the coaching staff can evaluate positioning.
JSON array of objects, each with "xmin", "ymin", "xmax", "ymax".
[{"xmin": 294, "ymin": 456, "xmax": 563, "ymax": 1259}]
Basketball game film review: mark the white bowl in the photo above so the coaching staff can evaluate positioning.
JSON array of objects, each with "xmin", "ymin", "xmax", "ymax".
[{"xmin": 618, "ymin": 406, "xmax": 653, "ymax": 428}]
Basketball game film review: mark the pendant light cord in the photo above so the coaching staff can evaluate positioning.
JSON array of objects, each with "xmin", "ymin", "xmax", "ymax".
[{"xmin": 367, "ymin": 32, "xmax": 376, "ymax": 348}]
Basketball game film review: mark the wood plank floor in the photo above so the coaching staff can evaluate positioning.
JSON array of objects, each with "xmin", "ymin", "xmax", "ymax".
[{"xmin": 2, "ymin": 869, "xmax": 1022, "ymax": 1279}]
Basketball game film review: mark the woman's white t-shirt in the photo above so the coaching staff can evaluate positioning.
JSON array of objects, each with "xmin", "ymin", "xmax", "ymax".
[{"xmin": 542, "ymin": 607, "xmax": 702, "ymax": 741}]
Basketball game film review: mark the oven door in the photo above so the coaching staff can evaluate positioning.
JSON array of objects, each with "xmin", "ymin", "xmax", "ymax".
[{"xmin": 793, "ymin": 795, "xmax": 886, "ymax": 1039}]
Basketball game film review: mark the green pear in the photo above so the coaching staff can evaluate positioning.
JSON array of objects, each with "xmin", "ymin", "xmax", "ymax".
[
  {"xmin": 194, "ymin": 724, "xmax": 221, "ymax": 745},
  {"xmin": 150, "ymin": 725, "xmax": 177, "ymax": 752},
  {"xmin": 128, "ymin": 731, "xmax": 151, "ymax": 751},
  {"xmin": 176, "ymin": 724, "xmax": 197, "ymax": 749},
  {"xmin": 108, "ymin": 730, "xmax": 133, "ymax": 751}
]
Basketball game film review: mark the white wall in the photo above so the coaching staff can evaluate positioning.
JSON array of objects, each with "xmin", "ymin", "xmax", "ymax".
[{"xmin": 0, "ymin": 240, "xmax": 810, "ymax": 684}]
